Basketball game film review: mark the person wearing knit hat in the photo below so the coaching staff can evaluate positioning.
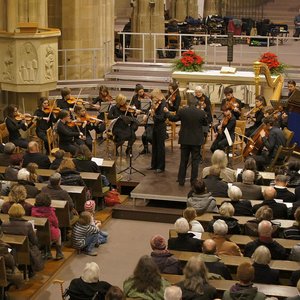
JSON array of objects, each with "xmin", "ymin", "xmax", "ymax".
[
  {"xmin": 150, "ymin": 235, "xmax": 181, "ymax": 274},
  {"xmin": 84, "ymin": 200, "xmax": 96, "ymax": 213}
]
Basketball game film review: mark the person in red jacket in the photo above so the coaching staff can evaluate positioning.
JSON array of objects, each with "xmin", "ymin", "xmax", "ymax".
[{"xmin": 31, "ymin": 193, "xmax": 64, "ymax": 260}]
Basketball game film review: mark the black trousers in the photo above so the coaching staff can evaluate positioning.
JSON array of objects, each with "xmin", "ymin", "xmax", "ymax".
[
  {"xmin": 210, "ymin": 134, "xmax": 230, "ymax": 152},
  {"xmin": 178, "ymin": 144, "xmax": 201, "ymax": 184},
  {"xmin": 11, "ymin": 138, "xmax": 28, "ymax": 149},
  {"xmin": 59, "ymin": 142, "xmax": 79, "ymax": 156},
  {"xmin": 75, "ymin": 136, "xmax": 93, "ymax": 151},
  {"xmin": 36, "ymin": 130, "xmax": 49, "ymax": 154},
  {"xmin": 151, "ymin": 125, "xmax": 166, "ymax": 170}
]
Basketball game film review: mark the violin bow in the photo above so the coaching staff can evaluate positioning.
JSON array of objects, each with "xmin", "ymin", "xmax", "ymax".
[
  {"xmin": 166, "ymin": 87, "xmax": 179, "ymax": 104},
  {"xmin": 47, "ymin": 99, "xmax": 57, "ymax": 123}
]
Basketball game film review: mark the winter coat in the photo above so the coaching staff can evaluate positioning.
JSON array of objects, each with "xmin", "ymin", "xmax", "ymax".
[
  {"xmin": 150, "ymin": 250, "xmax": 182, "ymax": 274},
  {"xmin": 187, "ymin": 192, "xmax": 218, "ymax": 215},
  {"xmin": 59, "ymin": 169, "xmax": 85, "ymax": 187},
  {"xmin": 1, "ymin": 200, "xmax": 33, "ymax": 216},
  {"xmin": 222, "ymin": 283, "xmax": 266, "ymax": 300}
]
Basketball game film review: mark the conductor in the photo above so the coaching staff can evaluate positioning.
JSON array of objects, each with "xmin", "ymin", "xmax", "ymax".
[{"xmin": 164, "ymin": 95, "xmax": 207, "ymax": 186}]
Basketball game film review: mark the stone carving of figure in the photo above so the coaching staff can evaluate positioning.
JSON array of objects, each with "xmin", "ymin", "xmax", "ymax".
[
  {"xmin": 19, "ymin": 42, "xmax": 38, "ymax": 82},
  {"xmin": 3, "ymin": 44, "xmax": 14, "ymax": 81},
  {"xmin": 45, "ymin": 45, "xmax": 55, "ymax": 80}
]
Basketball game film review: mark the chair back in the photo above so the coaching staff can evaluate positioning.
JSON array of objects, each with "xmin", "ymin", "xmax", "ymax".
[
  {"xmin": 0, "ymin": 123, "xmax": 9, "ymax": 144},
  {"xmin": 235, "ymin": 120, "xmax": 246, "ymax": 135},
  {"xmin": 283, "ymin": 127, "xmax": 294, "ymax": 147},
  {"xmin": 46, "ymin": 127, "xmax": 59, "ymax": 154}
]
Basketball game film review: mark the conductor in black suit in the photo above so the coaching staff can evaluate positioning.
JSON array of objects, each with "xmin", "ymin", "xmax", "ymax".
[{"xmin": 164, "ymin": 95, "xmax": 207, "ymax": 186}]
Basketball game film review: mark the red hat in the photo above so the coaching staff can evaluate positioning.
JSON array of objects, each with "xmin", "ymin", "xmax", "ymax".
[
  {"xmin": 150, "ymin": 235, "xmax": 166, "ymax": 250},
  {"xmin": 84, "ymin": 200, "xmax": 96, "ymax": 212}
]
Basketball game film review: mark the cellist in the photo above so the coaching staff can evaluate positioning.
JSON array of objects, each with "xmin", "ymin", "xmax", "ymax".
[
  {"xmin": 210, "ymin": 108, "xmax": 236, "ymax": 153},
  {"xmin": 245, "ymin": 95, "xmax": 266, "ymax": 137}
]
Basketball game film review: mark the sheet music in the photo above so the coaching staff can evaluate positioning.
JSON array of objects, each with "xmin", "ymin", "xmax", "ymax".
[
  {"xmin": 91, "ymin": 157, "xmax": 104, "ymax": 166},
  {"xmin": 224, "ymin": 128, "xmax": 233, "ymax": 146}
]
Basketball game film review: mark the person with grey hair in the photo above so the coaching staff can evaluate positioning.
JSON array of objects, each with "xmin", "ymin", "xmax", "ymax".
[
  {"xmin": 212, "ymin": 219, "xmax": 242, "ymax": 256},
  {"xmin": 168, "ymin": 218, "xmax": 202, "ymax": 252},
  {"xmin": 0, "ymin": 142, "xmax": 16, "ymax": 166},
  {"xmin": 251, "ymin": 245, "xmax": 280, "ymax": 284},
  {"xmin": 164, "ymin": 92, "xmax": 207, "ymax": 185},
  {"xmin": 274, "ymin": 174, "xmax": 296, "ymax": 203},
  {"xmin": 17, "ymin": 168, "xmax": 39, "ymax": 198},
  {"xmin": 228, "ymin": 185, "xmax": 253, "ymax": 216},
  {"xmin": 252, "ymin": 186, "xmax": 288, "ymax": 219},
  {"xmin": 68, "ymin": 262, "xmax": 112, "ymax": 299},
  {"xmin": 244, "ymin": 220, "xmax": 287, "ymax": 260},
  {"xmin": 233, "ymin": 170, "xmax": 263, "ymax": 200},
  {"xmin": 203, "ymin": 165, "xmax": 228, "ymax": 197},
  {"xmin": 164, "ymin": 286, "xmax": 182, "ymax": 300}
]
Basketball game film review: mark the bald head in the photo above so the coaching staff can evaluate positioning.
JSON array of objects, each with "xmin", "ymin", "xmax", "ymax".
[
  {"xmin": 258, "ymin": 220, "xmax": 273, "ymax": 238},
  {"xmin": 202, "ymin": 239, "xmax": 217, "ymax": 254},
  {"xmin": 263, "ymin": 187, "xmax": 277, "ymax": 201},
  {"xmin": 28, "ymin": 141, "xmax": 39, "ymax": 153}
]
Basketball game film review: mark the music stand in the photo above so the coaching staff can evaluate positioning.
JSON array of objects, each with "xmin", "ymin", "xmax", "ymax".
[
  {"xmin": 100, "ymin": 102, "xmax": 114, "ymax": 113},
  {"xmin": 141, "ymin": 99, "xmax": 151, "ymax": 111},
  {"xmin": 270, "ymin": 99, "xmax": 288, "ymax": 109}
]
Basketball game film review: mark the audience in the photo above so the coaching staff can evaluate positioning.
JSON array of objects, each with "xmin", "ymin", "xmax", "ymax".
[
  {"xmin": 286, "ymin": 161, "xmax": 300, "ymax": 187},
  {"xmin": 244, "ymin": 205, "xmax": 280, "ymax": 237},
  {"xmin": 26, "ymin": 162, "xmax": 43, "ymax": 183},
  {"xmin": 251, "ymin": 245, "xmax": 280, "ymax": 285},
  {"xmin": 187, "ymin": 180, "xmax": 218, "ymax": 214},
  {"xmin": 49, "ymin": 150, "xmax": 65, "ymax": 170},
  {"xmin": 73, "ymin": 144, "xmax": 100, "ymax": 172},
  {"xmin": 233, "ymin": 170, "xmax": 263, "ymax": 200},
  {"xmin": 4, "ymin": 153, "xmax": 23, "ymax": 181},
  {"xmin": 207, "ymin": 202, "xmax": 241, "ymax": 234},
  {"xmin": 0, "ymin": 142, "xmax": 16, "ymax": 167},
  {"xmin": 183, "ymin": 207, "xmax": 204, "ymax": 233},
  {"xmin": 292, "ymin": 186, "xmax": 300, "ymax": 216},
  {"xmin": 223, "ymin": 262, "xmax": 266, "ymax": 300},
  {"xmin": 236, "ymin": 157, "xmax": 264, "ymax": 185},
  {"xmin": 168, "ymin": 218, "xmax": 202, "ymax": 252},
  {"xmin": 202, "ymin": 150, "xmax": 236, "ymax": 183},
  {"xmin": 149, "ymin": 235, "xmax": 181, "ymax": 275},
  {"xmin": 203, "ymin": 166, "xmax": 228, "ymax": 198},
  {"xmin": 289, "ymin": 242, "xmax": 300, "ymax": 262},
  {"xmin": 227, "ymin": 185, "xmax": 253, "ymax": 216},
  {"xmin": 283, "ymin": 207, "xmax": 300, "ymax": 240},
  {"xmin": 164, "ymin": 286, "xmax": 182, "ymax": 300},
  {"xmin": 176, "ymin": 256, "xmax": 217, "ymax": 300},
  {"xmin": 105, "ymin": 286, "xmax": 125, "ymax": 300},
  {"xmin": 274, "ymin": 174, "xmax": 296, "ymax": 203},
  {"xmin": 1, "ymin": 184, "xmax": 33, "ymax": 216},
  {"xmin": 17, "ymin": 168, "xmax": 39, "ymax": 198},
  {"xmin": 199, "ymin": 239, "xmax": 232, "ymax": 279},
  {"xmin": 22, "ymin": 141, "xmax": 51, "ymax": 169},
  {"xmin": 252, "ymin": 186, "xmax": 288, "ymax": 219},
  {"xmin": 68, "ymin": 262, "xmax": 112, "ymax": 299},
  {"xmin": 123, "ymin": 255, "xmax": 170, "ymax": 300},
  {"xmin": 31, "ymin": 193, "xmax": 64, "ymax": 260},
  {"xmin": 211, "ymin": 219, "xmax": 242, "ymax": 256},
  {"xmin": 244, "ymin": 220, "xmax": 287, "ymax": 260}
]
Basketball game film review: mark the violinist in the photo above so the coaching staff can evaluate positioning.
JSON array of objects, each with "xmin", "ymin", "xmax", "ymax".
[
  {"xmin": 57, "ymin": 87, "xmax": 74, "ymax": 111},
  {"xmin": 131, "ymin": 84, "xmax": 150, "ymax": 112},
  {"xmin": 4, "ymin": 105, "xmax": 35, "ymax": 149},
  {"xmin": 288, "ymin": 80, "xmax": 297, "ymax": 97},
  {"xmin": 221, "ymin": 87, "xmax": 243, "ymax": 120},
  {"xmin": 56, "ymin": 110, "xmax": 84, "ymax": 156},
  {"xmin": 74, "ymin": 106, "xmax": 105, "ymax": 151},
  {"xmin": 194, "ymin": 85, "xmax": 213, "ymax": 137},
  {"xmin": 34, "ymin": 97, "xmax": 57, "ymax": 154},
  {"xmin": 210, "ymin": 108, "xmax": 236, "ymax": 153},
  {"xmin": 107, "ymin": 94, "xmax": 138, "ymax": 156},
  {"xmin": 93, "ymin": 85, "xmax": 113, "ymax": 107},
  {"xmin": 254, "ymin": 117, "xmax": 286, "ymax": 171},
  {"xmin": 166, "ymin": 82, "xmax": 181, "ymax": 113},
  {"xmin": 146, "ymin": 89, "xmax": 167, "ymax": 173},
  {"xmin": 245, "ymin": 95, "xmax": 266, "ymax": 137}
]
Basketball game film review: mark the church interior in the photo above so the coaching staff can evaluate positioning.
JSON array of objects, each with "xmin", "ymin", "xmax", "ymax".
[{"xmin": 0, "ymin": 0, "xmax": 300, "ymax": 299}]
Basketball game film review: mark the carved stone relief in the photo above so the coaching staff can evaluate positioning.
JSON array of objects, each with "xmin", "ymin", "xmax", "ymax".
[
  {"xmin": 3, "ymin": 44, "xmax": 14, "ymax": 81},
  {"xmin": 45, "ymin": 45, "xmax": 55, "ymax": 80},
  {"xmin": 19, "ymin": 42, "xmax": 38, "ymax": 82}
]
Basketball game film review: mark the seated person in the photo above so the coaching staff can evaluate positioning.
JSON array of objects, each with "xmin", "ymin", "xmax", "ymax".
[
  {"xmin": 187, "ymin": 180, "xmax": 218, "ymax": 215},
  {"xmin": 0, "ymin": 142, "xmax": 16, "ymax": 167},
  {"xmin": 251, "ymin": 245, "xmax": 280, "ymax": 285},
  {"xmin": 233, "ymin": 170, "xmax": 263, "ymax": 200},
  {"xmin": 211, "ymin": 219, "xmax": 242, "ymax": 256},
  {"xmin": 236, "ymin": 157, "xmax": 264, "ymax": 185},
  {"xmin": 203, "ymin": 166, "xmax": 228, "ymax": 198},
  {"xmin": 223, "ymin": 262, "xmax": 266, "ymax": 300},
  {"xmin": 168, "ymin": 217, "xmax": 202, "ymax": 252},
  {"xmin": 199, "ymin": 239, "xmax": 232, "ymax": 280},
  {"xmin": 16, "ymin": 168, "xmax": 39, "ymax": 198},
  {"xmin": 286, "ymin": 161, "xmax": 300, "ymax": 187},
  {"xmin": 49, "ymin": 150, "xmax": 65, "ymax": 170},
  {"xmin": 123, "ymin": 255, "xmax": 170, "ymax": 299},
  {"xmin": 164, "ymin": 286, "xmax": 182, "ymax": 300},
  {"xmin": 183, "ymin": 207, "xmax": 204, "ymax": 233},
  {"xmin": 149, "ymin": 235, "xmax": 181, "ymax": 275},
  {"xmin": 283, "ymin": 207, "xmax": 300, "ymax": 240},
  {"xmin": 26, "ymin": 162, "xmax": 43, "ymax": 183},
  {"xmin": 244, "ymin": 205, "xmax": 280, "ymax": 237},
  {"xmin": 176, "ymin": 256, "xmax": 217, "ymax": 300},
  {"xmin": 1, "ymin": 184, "xmax": 33, "ymax": 216},
  {"xmin": 4, "ymin": 153, "xmax": 23, "ymax": 181},
  {"xmin": 274, "ymin": 174, "xmax": 296, "ymax": 203},
  {"xmin": 228, "ymin": 186, "xmax": 253, "ymax": 216},
  {"xmin": 244, "ymin": 220, "xmax": 287, "ymax": 260},
  {"xmin": 22, "ymin": 141, "xmax": 51, "ymax": 169},
  {"xmin": 68, "ymin": 262, "xmax": 111, "ymax": 299},
  {"xmin": 207, "ymin": 202, "xmax": 241, "ymax": 235},
  {"xmin": 105, "ymin": 286, "xmax": 125, "ymax": 300},
  {"xmin": 202, "ymin": 150, "xmax": 236, "ymax": 183}
]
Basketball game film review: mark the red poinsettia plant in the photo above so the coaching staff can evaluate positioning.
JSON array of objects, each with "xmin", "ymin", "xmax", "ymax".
[
  {"xmin": 173, "ymin": 50, "xmax": 204, "ymax": 72},
  {"xmin": 259, "ymin": 52, "xmax": 286, "ymax": 75}
]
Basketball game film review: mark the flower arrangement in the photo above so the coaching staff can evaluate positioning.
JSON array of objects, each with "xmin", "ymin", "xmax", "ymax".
[
  {"xmin": 173, "ymin": 50, "xmax": 204, "ymax": 72},
  {"xmin": 259, "ymin": 52, "xmax": 286, "ymax": 75}
]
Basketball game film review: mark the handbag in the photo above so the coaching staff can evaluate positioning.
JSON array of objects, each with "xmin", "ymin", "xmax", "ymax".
[{"xmin": 104, "ymin": 189, "xmax": 121, "ymax": 206}]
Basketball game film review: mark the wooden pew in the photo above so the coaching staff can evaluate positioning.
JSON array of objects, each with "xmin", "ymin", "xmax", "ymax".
[
  {"xmin": 0, "ymin": 214, "xmax": 51, "ymax": 247},
  {"xmin": 169, "ymin": 230, "xmax": 299, "ymax": 250},
  {"xmin": 162, "ymin": 274, "xmax": 298, "ymax": 298},
  {"xmin": 0, "ymin": 256, "xmax": 8, "ymax": 296}
]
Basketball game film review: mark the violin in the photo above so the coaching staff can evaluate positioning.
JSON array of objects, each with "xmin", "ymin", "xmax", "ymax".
[
  {"xmin": 67, "ymin": 97, "xmax": 89, "ymax": 106},
  {"xmin": 78, "ymin": 114, "xmax": 103, "ymax": 124},
  {"xmin": 15, "ymin": 113, "xmax": 36, "ymax": 122},
  {"xmin": 152, "ymin": 99, "xmax": 162, "ymax": 111},
  {"xmin": 197, "ymin": 96, "xmax": 207, "ymax": 110},
  {"xmin": 224, "ymin": 97, "xmax": 240, "ymax": 112},
  {"xmin": 119, "ymin": 103, "xmax": 138, "ymax": 114},
  {"xmin": 43, "ymin": 106, "xmax": 61, "ymax": 114}
]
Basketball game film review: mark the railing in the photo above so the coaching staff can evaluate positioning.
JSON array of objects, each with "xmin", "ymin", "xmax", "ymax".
[{"xmin": 118, "ymin": 32, "xmax": 300, "ymax": 70}]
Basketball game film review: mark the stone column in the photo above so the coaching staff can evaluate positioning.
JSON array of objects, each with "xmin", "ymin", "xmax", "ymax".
[
  {"xmin": 7, "ymin": 0, "xmax": 19, "ymax": 32},
  {"xmin": 204, "ymin": 0, "xmax": 222, "ymax": 16},
  {"xmin": 132, "ymin": 0, "xmax": 164, "ymax": 60}
]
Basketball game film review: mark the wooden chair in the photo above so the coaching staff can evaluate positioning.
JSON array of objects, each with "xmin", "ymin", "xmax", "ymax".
[
  {"xmin": 0, "ymin": 123, "xmax": 9, "ymax": 144},
  {"xmin": 167, "ymin": 32, "xmax": 180, "ymax": 49},
  {"xmin": 46, "ymin": 127, "xmax": 59, "ymax": 155},
  {"xmin": 230, "ymin": 120, "xmax": 247, "ymax": 164},
  {"xmin": 0, "ymin": 256, "xmax": 8, "ymax": 300},
  {"xmin": 266, "ymin": 143, "xmax": 297, "ymax": 172},
  {"xmin": 283, "ymin": 127, "xmax": 294, "ymax": 147}
]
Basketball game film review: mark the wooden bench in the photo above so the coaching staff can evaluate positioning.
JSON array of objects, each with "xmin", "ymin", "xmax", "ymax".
[
  {"xmin": 169, "ymin": 230, "xmax": 299, "ymax": 250},
  {"xmin": 0, "ymin": 256, "xmax": 8, "ymax": 296},
  {"xmin": 162, "ymin": 274, "xmax": 298, "ymax": 298},
  {"xmin": 0, "ymin": 214, "xmax": 51, "ymax": 247}
]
